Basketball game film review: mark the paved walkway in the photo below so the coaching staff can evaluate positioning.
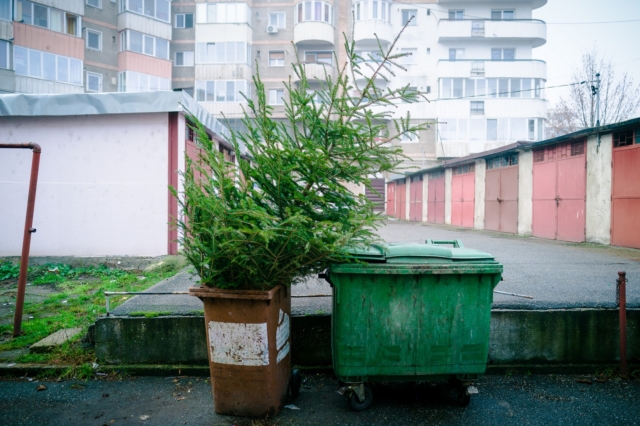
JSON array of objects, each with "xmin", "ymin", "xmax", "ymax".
[{"xmin": 111, "ymin": 221, "xmax": 640, "ymax": 316}]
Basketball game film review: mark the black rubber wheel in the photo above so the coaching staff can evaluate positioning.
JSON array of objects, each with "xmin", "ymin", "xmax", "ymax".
[
  {"xmin": 348, "ymin": 386, "xmax": 373, "ymax": 412},
  {"xmin": 456, "ymin": 386, "xmax": 471, "ymax": 407},
  {"xmin": 289, "ymin": 369, "xmax": 302, "ymax": 400}
]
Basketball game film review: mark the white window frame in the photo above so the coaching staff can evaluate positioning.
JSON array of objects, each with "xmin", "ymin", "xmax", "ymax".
[
  {"xmin": 120, "ymin": 0, "xmax": 170, "ymax": 23},
  {"xmin": 16, "ymin": 1, "xmax": 82, "ymax": 37},
  {"xmin": 294, "ymin": 1, "xmax": 334, "ymax": 26},
  {"xmin": 174, "ymin": 13, "xmax": 194, "ymax": 28},
  {"xmin": 174, "ymin": 50, "xmax": 194, "ymax": 67},
  {"xmin": 120, "ymin": 29, "xmax": 170, "ymax": 60},
  {"xmin": 269, "ymin": 88, "xmax": 285, "ymax": 105},
  {"xmin": 448, "ymin": 10, "xmax": 464, "ymax": 20},
  {"xmin": 86, "ymin": 71, "xmax": 103, "ymax": 92},
  {"xmin": 449, "ymin": 48, "xmax": 465, "ymax": 60},
  {"xmin": 86, "ymin": 29, "xmax": 102, "ymax": 51},
  {"xmin": 86, "ymin": 0, "xmax": 102, "ymax": 9},
  {"xmin": 470, "ymin": 101, "xmax": 484, "ymax": 115},
  {"xmin": 401, "ymin": 9, "xmax": 416, "ymax": 26},
  {"xmin": 304, "ymin": 50, "xmax": 333, "ymax": 66},
  {"xmin": 269, "ymin": 51, "xmax": 284, "ymax": 67},
  {"xmin": 400, "ymin": 131, "xmax": 418, "ymax": 142},
  {"xmin": 491, "ymin": 10, "xmax": 515, "ymax": 20},
  {"xmin": 0, "ymin": 39, "xmax": 9, "ymax": 69},
  {"xmin": 14, "ymin": 46, "xmax": 83, "ymax": 86},
  {"xmin": 195, "ymin": 42, "xmax": 250, "ymax": 65},
  {"xmin": 194, "ymin": 80, "xmax": 250, "ymax": 102},
  {"xmin": 0, "ymin": 0, "xmax": 12, "ymax": 22},
  {"xmin": 400, "ymin": 48, "xmax": 416, "ymax": 65},
  {"xmin": 269, "ymin": 12, "xmax": 286, "ymax": 29}
]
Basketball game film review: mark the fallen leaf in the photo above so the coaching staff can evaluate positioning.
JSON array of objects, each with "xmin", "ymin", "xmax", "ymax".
[
  {"xmin": 172, "ymin": 379, "xmax": 179, "ymax": 383},
  {"xmin": 176, "ymin": 396, "xmax": 188, "ymax": 401},
  {"xmin": 140, "ymin": 415, "xmax": 150, "ymax": 421},
  {"xmin": 36, "ymin": 384, "xmax": 47, "ymax": 391},
  {"xmin": 284, "ymin": 404, "xmax": 300, "ymax": 410}
]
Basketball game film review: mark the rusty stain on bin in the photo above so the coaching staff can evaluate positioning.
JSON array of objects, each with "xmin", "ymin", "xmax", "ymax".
[{"xmin": 189, "ymin": 285, "xmax": 291, "ymax": 417}]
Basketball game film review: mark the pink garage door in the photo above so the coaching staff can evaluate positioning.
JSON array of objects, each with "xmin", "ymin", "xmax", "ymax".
[
  {"xmin": 484, "ymin": 154, "xmax": 519, "ymax": 234},
  {"xmin": 396, "ymin": 181, "xmax": 407, "ymax": 220},
  {"xmin": 532, "ymin": 140, "xmax": 586, "ymax": 242},
  {"xmin": 365, "ymin": 178, "xmax": 385, "ymax": 212},
  {"xmin": 450, "ymin": 164, "xmax": 475, "ymax": 228},
  {"xmin": 409, "ymin": 175, "xmax": 424, "ymax": 222},
  {"xmin": 386, "ymin": 182, "xmax": 396, "ymax": 217},
  {"xmin": 611, "ymin": 129, "xmax": 640, "ymax": 248},
  {"xmin": 427, "ymin": 171, "xmax": 445, "ymax": 224}
]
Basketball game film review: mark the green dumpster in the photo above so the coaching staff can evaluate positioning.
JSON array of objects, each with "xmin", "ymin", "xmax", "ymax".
[{"xmin": 323, "ymin": 240, "xmax": 503, "ymax": 410}]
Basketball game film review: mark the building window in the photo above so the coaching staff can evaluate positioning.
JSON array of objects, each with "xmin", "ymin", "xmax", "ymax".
[
  {"xmin": 571, "ymin": 140, "xmax": 585, "ymax": 156},
  {"xmin": 0, "ymin": 40, "xmax": 8, "ymax": 69},
  {"xmin": 400, "ymin": 131, "xmax": 418, "ymax": 142},
  {"xmin": 0, "ymin": 0, "xmax": 11, "ymax": 21},
  {"xmin": 452, "ymin": 164, "xmax": 475, "ymax": 175},
  {"xmin": 201, "ymin": 2, "xmax": 250, "ymax": 24},
  {"xmin": 118, "ymin": 70, "xmax": 171, "ymax": 92},
  {"xmin": 486, "ymin": 119, "xmax": 497, "ymax": 141},
  {"xmin": 426, "ymin": 86, "xmax": 431, "ymax": 94},
  {"xmin": 305, "ymin": 51, "xmax": 332, "ymax": 65},
  {"xmin": 16, "ymin": 1, "xmax": 81, "ymax": 36},
  {"xmin": 14, "ymin": 46, "xmax": 83, "ymax": 85},
  {"xmin": 353, "ymin": 0, "xmax": 390, "ymax": 23},
  {"xmin": 120, "ymin": 30, "xmax": 170, "ymax": 60},
  {"xmin": 491, "ymin": 48, "xmax": 515, "ymax": 61},
  {"xmin": 400, "ymin": 48, "xmax": 416, "ymax": 65},
  {"xmin": 470, "ymin": 101, "xmax": 484, "ymax": 115},
  {"xmin": 175, "ymin": 13, "xmax": 194, "ymax": 28},
  {"xmin": 269, "ymin": 88, "xmax": 285, "ymax": 105},
  {"xmin": 295, "ymin": 1, "xmax": 334, "ymax": 25},
  {"xmin": 195, "ymin": 80, "xmax": 250, "ymax": 102},
  {"xmin": 269, "ymin": 12, "xmax": 286, "ymax": 28},
  {"xmin": 175, "ymin": 51, "xmax": 194, "ymax": 66},
  {"xmin": 486, "ymin": 154, "xmax": 518, "ymax": 169},
  {"xmin": 426, "ymin": 47, "xmax": 430, "ymax": 55},
  {"xmin": 471, "ymin": 61, "xmax": 485, "ymax": 76},
  {"xmin": 448, "ymin": 10, "xmax": 464, "ymax": 20},
  {"xmin": 354, "ymin": 50, "xmax": 382, "ymax": 63},
  {"xmin": 269, "ymin": 51, "xmax": 284, "ymax": 67},
  {"xmin": 195, "ymin": 42, "xmax": 250, "ymax": 64},
  {"xmin": 87, "ymin": 0, "xmax": 102, "ymax": 9},
  {"xmin": 86, "ymin": 29, "xmax": 102, "ymax": 51},
  {"xmin": 86, "ymin": 72, "xmax": 102, "ymax": 92},
  {"xmin": 528, "ymin": 119, "xmax": 535, "ymax": 140},
  {"xmin": 120, "ymin": 0, "xmax": 170, "ymax": 23},
  {"xmin": 613, "ymin": 129, "xmax": 637, "ymax": 148},
  {"xmin": 401, "ymin": 9, "xmax": 416, "ymax": 26},
  {"xmin": 449, "ymin": 48, "xmax": 464, "ymax": 60},
  {"xmin": 491, "ymin": 10, "xmax": 514, "ymax": 20}
]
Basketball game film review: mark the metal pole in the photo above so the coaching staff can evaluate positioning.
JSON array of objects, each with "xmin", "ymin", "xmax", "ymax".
[
  {"xmin": 595, "ymin": 73, "xmax": 601, "ymax": 127},
  {"xmin": 617, "ymin": 271, "xmax": 627, "ymax": 378},
  {"xmin": 0, "ymin": 143, "xmax": 41, "ymax": 337}
]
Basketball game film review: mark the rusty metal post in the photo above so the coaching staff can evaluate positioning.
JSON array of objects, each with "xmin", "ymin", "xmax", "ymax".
[
  {"xmin": 0, "ymin": 143, "xmax": 41, "ymax": 337},
  {"xmin": 617, "ymin": 271, "xmax": 628, "ymax": 378}
]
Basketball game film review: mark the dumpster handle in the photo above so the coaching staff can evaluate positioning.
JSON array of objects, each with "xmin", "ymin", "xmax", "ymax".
[{"xmin": 425, "ymin": 239, "xmax": 465, "ymax": 248}]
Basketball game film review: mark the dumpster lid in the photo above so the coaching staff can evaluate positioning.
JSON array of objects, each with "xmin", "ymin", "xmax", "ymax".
[
  {"xmin": 383, "ymin": 240, "xmax": 495, "ymax": 263},
  {"xmin": 342, "ymin": 244, "xmax": 386, "ymax": 261}
]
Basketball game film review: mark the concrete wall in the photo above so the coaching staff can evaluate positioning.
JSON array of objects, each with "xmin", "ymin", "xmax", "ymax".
[
  {"xmin": 474, "ymin": 159, "xmax": 486, "ymax": 230},
  {"xmin": 586, "ymin": 133, "xmax": 612, "ymax": 245},
  {"xmin": 0, "ymin": 113, "xmax": 170, "ymax": 257},
  {"xmin": 517, "ymin": 149, "xmax": 533, "ymax": 236},
  {"xmin": 444, "ymin": 168, "xmax": 452, "ymax": 225}
]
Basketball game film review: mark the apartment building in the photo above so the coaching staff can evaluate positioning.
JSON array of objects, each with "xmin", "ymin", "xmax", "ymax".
[{"xmin": 0, "ymin": 0, "xmax": 548, "ymax": 165}]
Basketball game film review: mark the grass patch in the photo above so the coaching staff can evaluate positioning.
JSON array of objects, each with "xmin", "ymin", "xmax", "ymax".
[
  {"xmin": 0, "ymin": 259, "xmax": 184, "ymax": 365},
  {"xmin": 129, "ymin": 311, "xmax": 173, "ymax": 318}
]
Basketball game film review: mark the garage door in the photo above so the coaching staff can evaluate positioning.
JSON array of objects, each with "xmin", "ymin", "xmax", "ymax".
[
  {"xmin": 450, "ymin": 164, "xmax": 475, "ymax": 228},
  {"xmin": 396, "ymin": 180, "xmax": 406, "ymax": 220},
  {"xmin": 611, "ymin": 128, "xmax": 640, "ymax": 248},
  {"xmin": 484, "ymin": 154, "xmax": 519, "ymax": 233},
  {"xmin": 427, "ymin": 171, "xmax": 445, "ymax": 224},
  {"xmin": 532, "ymin": 140, "xmax": 586, "ymax": 242},
  {"xmin": 366, "ymin": 178, "xmax": 385, "ymax": 212},
  {"xmin": 386, "ymin": 182, "xmax": 396, "ymax": 217},
  {"xmin": 409, "ymin": 175, "xmax": 423, "ymax": 222}
]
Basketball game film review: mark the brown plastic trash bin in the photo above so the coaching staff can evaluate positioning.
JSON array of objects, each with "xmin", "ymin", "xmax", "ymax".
[{"xmin": 189, "ymin": 285, "xmax": 291, "ymax": 417}]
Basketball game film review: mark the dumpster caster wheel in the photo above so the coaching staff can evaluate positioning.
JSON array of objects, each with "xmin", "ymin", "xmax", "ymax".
[
  {"xmin": 456, "ymin": 387, "xmax": 471, "ymax": 407},
  {"xmin": 348, "ymin": 386, "xmax": 373, "ymax": 411},
  {"xmin": 289, "ymin": 369, "xmax": 302, "ymax": 400}
]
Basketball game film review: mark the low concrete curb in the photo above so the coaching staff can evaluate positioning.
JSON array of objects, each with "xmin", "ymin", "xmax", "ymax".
[{"xmin": 94, "ymin": 309, "xmax": 640, "ymax": 367}]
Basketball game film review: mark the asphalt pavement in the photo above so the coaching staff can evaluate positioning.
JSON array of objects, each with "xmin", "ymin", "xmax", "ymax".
[
  {"xmin": 1, "ymin": 372, "xmax": 638, "ymax": 426},
  {"xmin": 111, "ymin": 220, "xmax": 640, "ymax": 317}
]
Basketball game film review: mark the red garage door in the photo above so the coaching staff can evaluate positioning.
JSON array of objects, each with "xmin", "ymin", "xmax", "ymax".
[
  {"xmin": 396, "ymin": 180, "xmax": 406, "ymax": 220},
  {"xmin": 532, "ymin": 140, "xmax": 586, "ymax": 242},
  {"xmin": 427, "ymin": 171, "xmax": 445, "ymax": 224},
  {"xmin": 409, "ymin": 175, "xmax": 423, "ymax": 222},
  {"xmin": 386, "ymin": 182, "xmax": 396, "ymax": 217},
  {"xmin": 484, "ymin": 154, "xmax": 519, "ymax": 234},
  {"xmin": 450, "ymin": 164, "xmax": 475, "ymax": 228},
  {"xmin": 611, "ymin": 128, "xmax": 640, "ymax": 248}
]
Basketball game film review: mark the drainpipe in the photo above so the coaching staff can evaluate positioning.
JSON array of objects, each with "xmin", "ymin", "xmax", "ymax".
[{"xmin": 0, "ymin": 143, "xmax": 42, "ymax": 337}]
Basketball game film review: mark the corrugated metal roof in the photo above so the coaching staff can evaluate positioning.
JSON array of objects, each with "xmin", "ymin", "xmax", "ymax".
[
  {"xmin": 527, "ymin": 116, "xmax": 640, "ymax": 149},
  {"xmin": 0, "ymin": 91, "xmax": 234, "ymax": 147}
]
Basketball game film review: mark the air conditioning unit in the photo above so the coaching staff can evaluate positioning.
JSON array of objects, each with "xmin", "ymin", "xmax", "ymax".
[{"xmin": 267, "ymin": 25, "xmax": 278, "ymax": 34}]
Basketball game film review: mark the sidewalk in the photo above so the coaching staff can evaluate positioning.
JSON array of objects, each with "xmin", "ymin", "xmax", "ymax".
[{"xmin": 1, "ymin": 372, "xmax": 638, "ymax": 425}]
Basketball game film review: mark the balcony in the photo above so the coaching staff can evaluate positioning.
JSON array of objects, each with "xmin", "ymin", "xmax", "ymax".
[
  {"xmin": 353, "ymin": 20, "xmax": 394, "ymax": 45},
  {"xmin": 439, "ymin": 19, "xmax": 547, "ymax": 47},
  {"xmin": 292, "ymin": 63, "xmax": 335, "ymax": 83},
  {"xmin": 294, "ymin": 22, "xmax": 334, "ymax": 45},
  {"xmin": 436, "ymin": 0, "xmax": 547, "ymax": 9},
  {"xmin": 437, "ymin": 60, "xmax": 547, "ymax": 80}
]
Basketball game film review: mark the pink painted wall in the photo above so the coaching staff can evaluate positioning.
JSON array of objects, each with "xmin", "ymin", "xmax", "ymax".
[
  {"xmin": 13, "ymin": 23, "xmax": 83, "ymax": 60},
  {"xmin": 118, "ymin": 51, "xmax": 172, "ymax": 78}
]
